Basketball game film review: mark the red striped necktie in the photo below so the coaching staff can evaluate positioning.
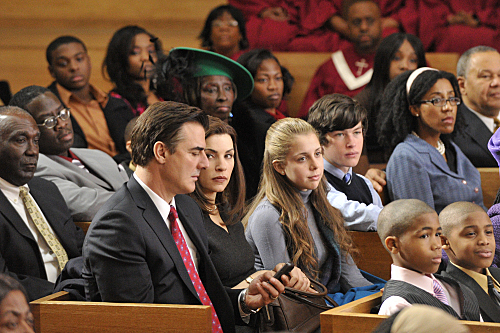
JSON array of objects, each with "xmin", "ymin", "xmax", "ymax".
[{"xmin": 168, "ymin": 205, "xmax": 223, "ymax": 333}]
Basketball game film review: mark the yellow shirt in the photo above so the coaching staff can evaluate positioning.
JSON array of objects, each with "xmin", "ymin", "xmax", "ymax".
[
  {"xmin": 452, "ymin": 262, "xmax": 500, "ymax": 293},
  {"xmin": 56, "ymin": 83, "xmax": 118, "ymax": 157}
]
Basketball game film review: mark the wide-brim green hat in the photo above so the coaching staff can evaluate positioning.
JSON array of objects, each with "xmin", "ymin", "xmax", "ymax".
[{"xmin": 169, "ymin": 47, "xmax": 254, "ymax": 101}]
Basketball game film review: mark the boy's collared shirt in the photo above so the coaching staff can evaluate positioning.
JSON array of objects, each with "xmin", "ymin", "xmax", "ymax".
[
  {"xmin": 379, "ymin": 265, "xmax": 461, "ymax": 317},
  {"xmin": 56, "ymin": 83, "xmax": 118, "ymax": 156},
  {"xmin": 324, "ymin": 159, "xmax": 382, "ymax": 231},
  {"xmin": 452, "ymin": 262, "xmax": 500, "ymax": 293}
]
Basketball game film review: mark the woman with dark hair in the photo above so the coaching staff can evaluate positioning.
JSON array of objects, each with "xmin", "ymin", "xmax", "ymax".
[
  {"xmin": 356, "ymin": 33, "xmax": 426, "ymax": 163},
  {"xmin": 378, "ymin": 68, "xmax": 485, "ymax": 213},
  {"xmin": 199, "ymin": 5, "xmax": 250, "ymax": 61},
  {"xmin": 232, "ymin": 48, "xmax": 294, "ymax": 199},
  {"xmin": 0, "ymin": 274, "xmax": 34, "ymax": 333},
  {"xmin": 103, "ymin": 25, "xmax": 165, "ymax": 116}
]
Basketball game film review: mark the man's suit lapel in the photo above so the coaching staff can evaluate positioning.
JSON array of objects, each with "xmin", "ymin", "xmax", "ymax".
[
  {"xmin": 70, "ymin": 149, "xmax": 117, "ymax": 190},
  {"xmin": 127, "ymin": 177, "xmax": 200, "ymax": 301},
  {"xmin": 460, "ymin": 105, "xmax": 493, "ymax": 158},
  {"xmin": 0, "ymin": 188, "xmax": 36, "ymax": 243},
  {"xmin": 444, "ymin": 264, "xmax": 500, "ymax": 322}
]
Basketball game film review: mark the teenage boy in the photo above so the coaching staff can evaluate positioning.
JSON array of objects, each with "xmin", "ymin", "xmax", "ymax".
[
  {"xmin": 308, "ymin": 94, "xmax": 382, "ymax": 231},
  {"xmin": 46, "ymin": 36, "xmax": 133, "ymax": 156},
  {"xmin": 377, "ymin": 199, "xmax": 481, "ymax": 320},
  {"xmin": 440, "ymin": 201, "xmax": 500, "ymax": 322}
]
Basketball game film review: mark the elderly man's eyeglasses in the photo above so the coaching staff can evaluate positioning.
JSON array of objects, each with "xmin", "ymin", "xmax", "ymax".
[
  {"xmin": 418, "ymin": 97, "xmax": 461, "ymax": 107},
  {"xmin": 37, "ymin": 109, "xmax": 71, "ymax": 129}
]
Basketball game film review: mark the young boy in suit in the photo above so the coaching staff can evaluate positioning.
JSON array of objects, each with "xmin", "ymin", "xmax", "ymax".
[
  {"xmin": 307, "ymin": 94, "xmax": 383, "ymax": 231},
  {"xmin": 439, "ymin": 201, "xmax": 500, "ymax": 322},
  {"xmin": 377, "ymin": 199, "xmax": 481, "ymax": 320}
]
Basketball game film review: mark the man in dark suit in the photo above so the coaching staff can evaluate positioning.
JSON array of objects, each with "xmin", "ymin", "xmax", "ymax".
[
  {"xmin": 83, "ymin": 102, "xmax": 289, "ymax": 333},
  {"xmin": 453, "ymin": 46, "xmax": 500, "ymax": 167},
  {"xmin": 0, "ymin": 106, "xmax": 83, "ymax": 301}
]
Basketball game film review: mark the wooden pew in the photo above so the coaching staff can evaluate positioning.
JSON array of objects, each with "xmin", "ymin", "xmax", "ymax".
[
  {"xmin": 31, "ymin": 291, "xmax": 212, "ymax": 333},
  {"xmin": 478, "ymin": 167, "xmax": 500, "ymax": 209},
  {"xmin": 349, "ymin": 231, "xmax": 392, "ymax": 281},
  {"xmin": 320, "ymin": 291, "xmax": 500, "ymax": 333},
  {"xmin": 74, "ymin": 221, "xmax": 91, "ymax": 235}
]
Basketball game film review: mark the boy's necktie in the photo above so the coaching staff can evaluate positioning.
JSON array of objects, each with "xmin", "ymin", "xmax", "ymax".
[
  {"xmin": 487, "ymin": 275, "xmax": 500, "ymax": 306},
  {"xmin": 168, "ymin": 205, "xmax": 223, "ymax": 333},
  {"xmin": 432, "ymin": 279, "xmax": 449, "ymax": 306}
]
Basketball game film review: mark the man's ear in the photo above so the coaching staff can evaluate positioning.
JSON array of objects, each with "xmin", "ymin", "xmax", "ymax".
[
  {"xmin": 441, "ymin": 235, "xmax": 451, "ymax": 250},
  {"xmin": 385, "ymin": 236, "xmax": 399, "ymax": 254},
  {"xmin": 272, "ymin": 160, "xmax": 285, "ymax": 175},
  {"xmin": 457, "ymin": 76, "xmax": 466, "ymax": 96},
  {"xmin": 153, "ymin": 141, "xmax": 169, "ymax": 164}
]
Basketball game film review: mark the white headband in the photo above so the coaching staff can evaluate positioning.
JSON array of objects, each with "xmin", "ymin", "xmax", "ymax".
[{"xmin": 406, "ymin": 67, "xmax": 439, "ymax": 94}]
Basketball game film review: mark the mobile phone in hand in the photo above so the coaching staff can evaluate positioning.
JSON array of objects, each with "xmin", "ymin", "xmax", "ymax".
[{"xmin": 273, "ymin": 262, "xmax": 294, "ymax": 281}]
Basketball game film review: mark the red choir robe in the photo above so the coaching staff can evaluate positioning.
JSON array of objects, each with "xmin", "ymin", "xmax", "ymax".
[
  {"xmin": 419, "ymin": 0, "xmax": 500, "ymax": 53},
  {"xmin": 298, "ymin": 44, "xmax": 374, "ymax": 118}
]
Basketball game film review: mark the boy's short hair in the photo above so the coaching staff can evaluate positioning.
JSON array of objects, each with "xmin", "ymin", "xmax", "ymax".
[
  {"xmin": 439, "ymin": 201, "xmax": 487, "ymax": 236},
  {"xmin": 46, "ymin": 36, "xmax": 87, "ymax": 65},
  {"xmin": 307, "ymin": 93, "xmax": 368, "ymax": 146},
  {"xmin": 377, "ymin": 199, "xmax": 435, "ymax": 250}
]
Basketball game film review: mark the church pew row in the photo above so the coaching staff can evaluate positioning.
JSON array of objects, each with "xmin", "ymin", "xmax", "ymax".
[
  {"xmin": 320, "ymin": 291, "xmax": 500, "ymax": 333},
  {"xmin": 479, "ymin": 167, "xmax": 500, "ymax": 209},
  {"xmin": 30, "ymin": 291, "xmax": 212, "ymax": 333}
]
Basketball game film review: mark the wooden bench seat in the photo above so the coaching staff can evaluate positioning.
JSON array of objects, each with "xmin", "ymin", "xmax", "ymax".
[
  {"xmin": 320, "ymin": 291, "xmax": 500, "ymax": 332},
  {"xmin": 349, "ymin": 231, "xmax": 391, "ymax": 281},
  {"xmin": 31, "ymin": 291, "xmax": 212, "ymax": 333}
]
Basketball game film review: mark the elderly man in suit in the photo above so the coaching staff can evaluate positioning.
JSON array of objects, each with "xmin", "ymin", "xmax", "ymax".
[
  {"xmin": 452, "ymin": 46, "xmax": 500, "ymax": 167},
  {"xmin": 9, "ymin": 85, "xmax": 129, "ymax": 221},
  {"xmin": 0, "ymin": 106, "xmax": 83, "ymax": 301},
  {"xmin": 82, "ymin": 102, "xmax": 305, "ymax": 333}
]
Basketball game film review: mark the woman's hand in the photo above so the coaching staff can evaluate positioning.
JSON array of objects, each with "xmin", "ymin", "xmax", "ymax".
[{"xmin": 273, "ymin": 263, "xmax": 316, "ymax": 292}]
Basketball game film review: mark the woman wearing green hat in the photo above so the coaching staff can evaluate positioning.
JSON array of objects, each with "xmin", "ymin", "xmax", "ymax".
[{"xmin": 161, "ymin": 47, "xmax": 253, "ymax": 123}]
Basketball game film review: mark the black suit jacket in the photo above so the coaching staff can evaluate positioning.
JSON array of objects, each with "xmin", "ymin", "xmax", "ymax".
[
  {"xmin": 442, "ymin": 264, "xmax": 500, "ymax": 323},
  {"xmin": 0, "ymin": 177, "xmax": 84, "ymax": 300},
  {"xmin": 48, "ymin": 81, "xmax": 134, "ymax": 155},
  {"xmin": 452, "ymin": 103, "xmax": 497, "ymax": 167},
  {"xmin": 82, "ymin": 176, "xmax": 242, "ymax": 333}
]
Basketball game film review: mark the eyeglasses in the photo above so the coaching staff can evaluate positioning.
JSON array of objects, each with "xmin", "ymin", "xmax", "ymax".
[
  {"xmin": 212, "ymin": 20, "xmax": 239, "ymax": 28},
  {"xmin": 418, "ymin": 97, "xmax": 461, "ymax": 107},
  {"xmin": 37, "ymin": 108, "xmax": 71, "ymax": 129}
]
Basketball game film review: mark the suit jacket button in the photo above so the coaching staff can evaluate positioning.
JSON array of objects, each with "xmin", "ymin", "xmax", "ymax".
[
  {"xmin": 474, "ymin": 187, "xmax": 479, "ymax": 193},
  {"xmin": 462, "ymin": 180, "xmax": 467, "ymax": 185}
]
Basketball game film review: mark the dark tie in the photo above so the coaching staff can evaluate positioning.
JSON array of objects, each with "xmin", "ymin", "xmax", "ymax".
[
  {"xmin": 343, "ymin": 173, "xmax": 351, "ymax": 184},
  {"xmin": 168, "ymin": 205, "xmax": 223, "ymax": 333},
  {"xmin": 487, "ymin": 275, "xmax": 500, "ymax": 306}
]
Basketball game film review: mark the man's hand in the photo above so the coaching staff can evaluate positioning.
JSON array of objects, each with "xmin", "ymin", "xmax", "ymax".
[
  {"xmin": 381, "ymin": 17, "xmax": 399, "ymax": 30},
  {"xmin": 365, "ymin": 168, "xmax": 386, "ymax": 194},
  {"xmin": 245, "ymin": 271, "xmax": 285, "ymax": 310},
  {"xmin": 260, "ymin": 7, "xmax": 289, "ymax": 21},
  {"xmin": 447, "ymin": 11, "xmax": 479, "ymax": 27}
]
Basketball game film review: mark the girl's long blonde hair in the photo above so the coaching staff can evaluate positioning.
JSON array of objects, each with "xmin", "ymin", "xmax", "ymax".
[{"xmin": 243, "ymin": 118, "xmax": 355, "ymax": 278}]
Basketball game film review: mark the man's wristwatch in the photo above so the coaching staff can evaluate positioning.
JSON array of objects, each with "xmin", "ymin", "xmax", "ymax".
[{"xmin": 239, "ymin": 288, "xmax": 258, "ymax": 314}]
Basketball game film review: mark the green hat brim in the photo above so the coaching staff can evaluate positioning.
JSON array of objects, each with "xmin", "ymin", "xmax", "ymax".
[{"xmin": 169, "ymin": 47, "xmax": 254, "ymax": 101}]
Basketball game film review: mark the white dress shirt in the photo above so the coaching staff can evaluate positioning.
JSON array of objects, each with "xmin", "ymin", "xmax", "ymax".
[{"xmin": 324, "ymin": 159, "xmax": 382, "ymax": 231}]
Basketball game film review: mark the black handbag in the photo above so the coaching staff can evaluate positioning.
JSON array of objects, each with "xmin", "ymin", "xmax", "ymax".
[{"xmin": 257, "ymin": 279, "xmax": 338, "ymax": 332}]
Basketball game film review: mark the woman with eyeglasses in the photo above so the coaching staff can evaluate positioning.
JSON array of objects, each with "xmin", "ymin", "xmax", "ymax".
[
  {"xmin": 199, "ymin": 5, "xmax": 250, "ymax": 61},
  {"xmin": 378, "ymin": 67, "xmax": 486, "ymax": 213}
]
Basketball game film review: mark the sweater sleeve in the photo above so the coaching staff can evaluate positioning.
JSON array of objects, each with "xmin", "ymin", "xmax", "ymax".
[
  {"xmin": 245, "ymin": 201, "xmax": 291, "ymax": 271},
  {"xmin": 339, "ymin": 253, "xmax": 372, "ymax": 292}
]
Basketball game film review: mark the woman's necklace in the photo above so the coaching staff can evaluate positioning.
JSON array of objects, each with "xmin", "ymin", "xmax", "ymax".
[
  {"xmin": 412, "ymin": 131, "xmax": 445, "ymax": 155},
  {"xmin": 206, "ymin": 204, "xmax": 218, "ymax": 213}
]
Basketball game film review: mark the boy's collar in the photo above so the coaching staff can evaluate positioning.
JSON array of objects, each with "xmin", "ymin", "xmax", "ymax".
[{"xmin": 451, "ymin": 262, "xmax": 500, "ymax": 293}]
